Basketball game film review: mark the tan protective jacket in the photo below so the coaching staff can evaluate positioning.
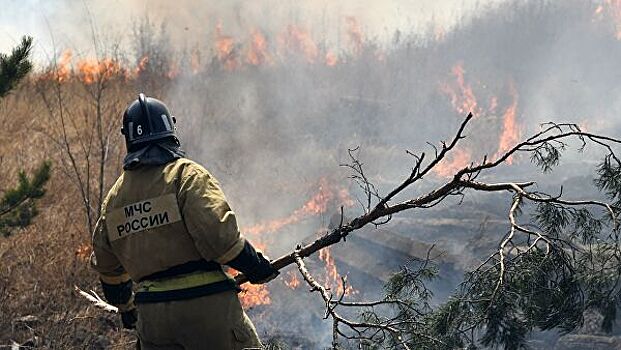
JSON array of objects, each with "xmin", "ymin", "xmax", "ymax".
[{"xmin": 90, "ymin": 158, "xmax": 246, "ymax": 286}]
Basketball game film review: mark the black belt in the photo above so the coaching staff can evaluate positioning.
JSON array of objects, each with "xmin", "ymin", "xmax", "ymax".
[{"xmin": 135, "ymin": 260, "xmax": 239, "ymax": 304}]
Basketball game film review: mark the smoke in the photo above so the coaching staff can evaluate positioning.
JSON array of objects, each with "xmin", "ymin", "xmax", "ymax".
[
  {"xmin": 6, "ymin": 0, "xmax": 621, "ymax": 346},
  {"xmin": 164, "ymin": 0, "xmax": 621, "ymax": 213},
  {"xmin": 158, "ymin": 2, "xmax": 621, "ymax": 345},
  {"xmin": 0, "ymin": 0, "xmax": 506, "ymax": 60},
  {"xmin": 165, "ymin": 1, "xmax": 621, "ymax": 345}
]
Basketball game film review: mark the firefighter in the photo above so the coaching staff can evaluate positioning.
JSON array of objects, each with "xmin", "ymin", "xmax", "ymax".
[{"xmin": 90, "ymin": 93, "xmax": 278, "ymax": 349}]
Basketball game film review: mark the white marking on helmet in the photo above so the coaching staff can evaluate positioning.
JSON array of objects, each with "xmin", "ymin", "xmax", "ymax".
[
  {"xmin": 161, "ymin": 114, "xmax": 172, "ymax": 131},
  {"xmin": 128, "ymin": 122, "xmax": 134, "ymax": 140}
]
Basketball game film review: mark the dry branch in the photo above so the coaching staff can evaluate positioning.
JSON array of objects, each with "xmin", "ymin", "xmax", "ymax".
[
  {"xmin": 236, "ymin": 116, "xmax": 620, "ymax": 287},
  {"xmin": 231, "ymin": 116, "xmax": 621, "ymax": 348},
  {"xmin": 292, "ymin": 251, "xmax": 412, "ymax": 350},
  {"xmin": 74, "ymin": 285, "xmax": 117, "ymax": 313}
]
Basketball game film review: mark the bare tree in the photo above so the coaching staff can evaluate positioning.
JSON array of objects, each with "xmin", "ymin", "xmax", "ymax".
[
  {"xmin": 234, "ymin": 113, "xmax": 621, "ymax": 349},
  {"xmin": 34, "ymin": 45, "xmax": 125, "ymax": 233}
]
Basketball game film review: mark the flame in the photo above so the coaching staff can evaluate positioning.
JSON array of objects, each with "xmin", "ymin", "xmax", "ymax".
[
  {"xmin": 238, "ymin": 179, "xmax": 354, "ymax": 308},
  {"xmin": 46, "ymin": 21, "xmax": 372, "ymax": 78},
  {"xmin": 134, "ymin": 55, "xmax": 149, "ymax": 77},
  {"xmin": 433, "ymin": 148, "xmax": 472, "ymax": 178},
  {"xmin": 42, "ymin": 19, "xmax": 375, "ymax": 80},
  {"xmin": 440, "ymin": 63, "xmax": 482, "ymax": 116},
  {"xmin": 244, "ymin": 178, "xmax": 352, "ymax": 236},
  {"xmin": 76, "ymin": 58, "xmax": 123, "ymax": 84},
  {"xmin": 439, "ymin": 63, "xmax": 521, "ymax": 170},
  {"xmin": 239, "ymin": 284, "xmax": 271, "ymax": 308},
  {"xmin": 230, "ymin": 248, "xmax": 272, "ymax": 309},
  {"xmin": 43, "ymin": 50, "xmax": 148, "ymax": 84},
  {"xmin": 47, "ymin": 49, "xmax": 73, "ymax": 83},
  {"xmin": 345, "ymin": 16, "xmax": 364, "ymax": 54},
  {"xmin": 319, "ymin": 246, "xmax": 356, "ymax": 296},
  {"xmin": 279, "ymin": 25, "xmax": 319, "ymax": 63},
  {"xmin": 325, "ymin": 51, "xmax": 338, "ymax": 66},
  {"xmin": 215, "ymin": 22, "xmax": 240, "ymax": 71},
  {"xmin": 246, "ymin": 29, "xmax": 271, "ymax": 66},
  {"xmin": 494, "ymin": 82, "xmax": 520, "ymax": 163},
  {"xmin": 436, "ymin": 63, "xmax": 479, "ymax": 177}
]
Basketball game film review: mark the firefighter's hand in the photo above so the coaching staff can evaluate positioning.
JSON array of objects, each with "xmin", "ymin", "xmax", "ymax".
[
  {"xmin": 248, "ymin": 252, "xmax": 279, "ymax": 285},
  {"xmin": 228, "ymin": 241, "xmax": 280, "ymax": 284},
  {"xmin": 121, "ymin": 308, "xmax": 138, "ymax": 329}
]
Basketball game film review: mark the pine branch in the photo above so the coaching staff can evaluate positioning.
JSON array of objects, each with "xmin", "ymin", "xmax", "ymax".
[
  {"xmin": 0, "ymin": 36, "xmax": 33, "ymax": 97},
  {"xmin": 0, "ymin": 161, "xmax": 51, "ymax": 236}
]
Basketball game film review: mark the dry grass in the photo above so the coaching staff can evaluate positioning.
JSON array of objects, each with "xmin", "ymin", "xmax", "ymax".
[
  {"xmin": 0, "ymin": 2, "xmax": 616, "ymax": 347},
  {"xmin": 0, "ymin": 77, "xmax": 138, "ymax": 348}
]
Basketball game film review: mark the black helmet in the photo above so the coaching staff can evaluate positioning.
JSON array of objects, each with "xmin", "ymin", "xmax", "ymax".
[{"xmin": 121, "ymin": 93, "xmax": 178, "ymax": 152}]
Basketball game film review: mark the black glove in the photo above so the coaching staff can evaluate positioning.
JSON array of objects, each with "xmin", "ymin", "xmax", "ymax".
[
  {"xmin": 250, "ymin": 251, "xmax": 280, "ymax": 284},
  {"xmin": 227, "ymin": 241, "xmax": 279, "ymax": 284},
  {"xmin": 100, "ymin": 279, "xmax": 137, "ymax": 329},
  {"xmin": 101, "ymin": 279, "xmax": 133, "ymax": 306},
  {"xmin": 121, "ymin": 308, "xmax": 138, "ymax": 329}
]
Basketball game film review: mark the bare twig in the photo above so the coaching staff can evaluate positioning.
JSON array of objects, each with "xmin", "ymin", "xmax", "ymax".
[
  {"xmin": 236, "ymin": 119, "xmax": 621, "ymax": 286},
  {"xmin": 74, "ymin": 286, "xmax": 117, "ymax": 313},
  {"xmin": 292, "ymin": 250, "xmax": 413, "ymax": 350}
]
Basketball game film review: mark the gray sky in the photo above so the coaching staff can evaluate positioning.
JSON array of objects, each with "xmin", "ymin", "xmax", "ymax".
[{"xmin": 0, "ymin": 0, "xmax": 509, "ymax": 64}]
